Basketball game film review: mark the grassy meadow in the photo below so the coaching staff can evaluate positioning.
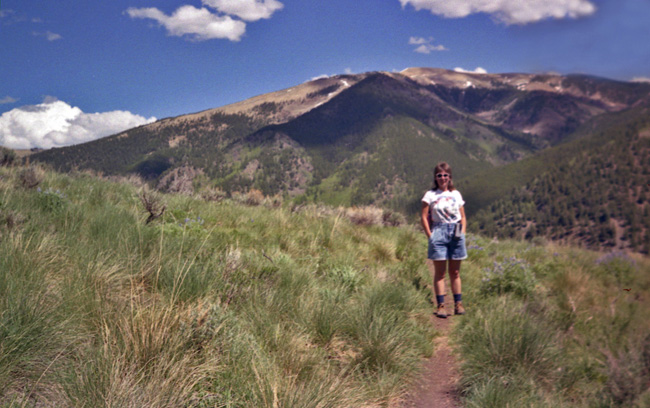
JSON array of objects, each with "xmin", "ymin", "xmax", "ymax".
[{"xmin": 1, "ymin": 164, "xmax": 649, "ymax": 407}]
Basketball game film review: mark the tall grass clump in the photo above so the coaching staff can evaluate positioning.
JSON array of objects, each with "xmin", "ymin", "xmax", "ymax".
[
  {"xmin": 457, "ymin": 296, "xmax": 560, "ymax": 404},
  {"xmin": 0, "ymin": 230, "xmax": 75, "ymax": 403},
  {"xmin": 599, "ymin": 333, "xmax": 650, "ymax": 407},
  {"xmin": 63, "ymin": 301, "xmax": 214, "ymax": 407},
  {"xmin": 341, "ymin": 282, "xmax": 434, "ymax": 403},
  {"xmin": 18, "ymin": 165, "xmax": 44, "ymax": 189}
]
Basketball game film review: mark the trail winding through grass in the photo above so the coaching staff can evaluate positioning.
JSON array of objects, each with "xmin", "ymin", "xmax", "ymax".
[{"xmin": 400, "ymin": 316, "xmax": 461, "ymax": 408}]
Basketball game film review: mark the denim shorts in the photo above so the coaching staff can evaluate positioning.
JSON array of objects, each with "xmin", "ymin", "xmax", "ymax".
[{"xmin": 428, "ymin": 223, "xmax": 467, "ymax": 261}]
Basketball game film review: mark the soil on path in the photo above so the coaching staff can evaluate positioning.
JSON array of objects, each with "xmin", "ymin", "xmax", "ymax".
[{"xmin": 399, "ymin": 316, "xmax": 462, "ymax": 408}]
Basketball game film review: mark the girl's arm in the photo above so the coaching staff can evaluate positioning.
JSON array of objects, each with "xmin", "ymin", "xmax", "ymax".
[
  {"xmin": 421, "ymin": 202, "xmax": 432, "ymax": 238},
  {"xmin": 460, "ymin": 206, "xmax": 467, "ymax": 235}
]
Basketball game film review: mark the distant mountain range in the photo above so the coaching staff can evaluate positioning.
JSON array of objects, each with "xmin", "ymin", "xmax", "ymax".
[{"xmin": 29, "ymin": 67, "xmax": 650, "ymax": 252}]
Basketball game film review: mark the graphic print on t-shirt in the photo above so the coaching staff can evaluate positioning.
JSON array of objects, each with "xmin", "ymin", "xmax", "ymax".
[{"xmin": 431, "ymin": 195, "xmax": 460, "ymax": 223}]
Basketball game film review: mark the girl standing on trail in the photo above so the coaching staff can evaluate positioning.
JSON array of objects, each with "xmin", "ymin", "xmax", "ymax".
[{"xmin": 420, "ymin": 162, "xmax": 467, "ymax": 318}]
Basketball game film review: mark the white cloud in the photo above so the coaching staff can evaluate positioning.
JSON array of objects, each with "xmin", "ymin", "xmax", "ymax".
[
  {"xmin": 126, "ymin": 5, "xmax": 247, "ymax": 41},
  {"xmin": 399, "ymin": 0, "xmax": 597, "ymax": 25},
  {"xmin": 201, "ymin": 0, "xmax": 283, "ymax": 21},
  {"xmin": 414, "ymin": 44, "xmax": 447, "ymax": 54},
  {"xmin": 409, "ymin": 36, "xmax": 447, "ymax": 54},
  {"xmin": 45, "ymin": 31, "xmax": 62, "ymax": 41},
  {"xmin": 0, "ymin": 9, "xmax": 28, "ymax": 25},
  {"xmin": 0, "ymin": 96, "xmax": 17, "ymax": 104},
  {"xmin": 409, "ymin": 36, "xmax": 430, "ymax": 45},
  {"xmin": 310, "ymin": 74, "xmax": 330, "ymax": 81},
  {"xmin": 631, "ymin": 77, "xmax": 650, "ymax": 83},
  {"xmin": 33, "ymin": 31, "xmax": 62, "ymax": 41},
  {"xmin": 454, "ymin": 67, "xmax": 488, "ymax": 74},
  {"xmin": 126, "ymin": 0, "xmax": 283, "ymax": 41},
  {"xmin": 0, "ymin": 98, "xmax": 156, "ymax": 149}
]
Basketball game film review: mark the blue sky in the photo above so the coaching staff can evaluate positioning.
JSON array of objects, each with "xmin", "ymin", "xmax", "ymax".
[{"xmin": 2, "ymin": 0, "xmax": 650, "ymax": 149}]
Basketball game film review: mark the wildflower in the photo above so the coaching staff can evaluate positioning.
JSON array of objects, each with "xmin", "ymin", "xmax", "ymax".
[{"xmin": 595, "ymin": 251, "xmax": 635, "ymax": 266}]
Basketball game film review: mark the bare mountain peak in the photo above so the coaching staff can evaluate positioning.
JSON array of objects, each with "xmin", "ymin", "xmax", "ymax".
[
  {"xmin": 139, "ymin": 67, "xmax": 646, "ymax": 135},
  {"xmin": 214, "ymin": 73, "xmax": 369, "ymax": 121}
]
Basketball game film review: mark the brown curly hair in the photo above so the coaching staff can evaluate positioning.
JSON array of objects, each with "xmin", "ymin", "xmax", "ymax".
[{"xmin": 432, "ymin": 162, "xmax": 455, "ymax": 191}]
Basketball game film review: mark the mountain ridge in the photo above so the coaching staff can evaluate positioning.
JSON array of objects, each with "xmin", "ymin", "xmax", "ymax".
[{"xmin": 29, "ymin": 67, "xmax": 650, "ymax": 250}]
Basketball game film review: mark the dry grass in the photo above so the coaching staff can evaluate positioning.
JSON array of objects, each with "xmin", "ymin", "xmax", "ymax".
[
  {"xmin": 347, "ymin": 206, "xmax": 384, "ymax": 227},
  {"xmin": 18, "ymin": 165, "xmax": 45, "ymax": 189}
]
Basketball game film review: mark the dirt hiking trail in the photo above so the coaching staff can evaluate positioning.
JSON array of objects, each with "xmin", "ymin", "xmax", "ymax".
[{"xmin": 399, "ymin": 316, "xmax": 462, "ymax": 408}]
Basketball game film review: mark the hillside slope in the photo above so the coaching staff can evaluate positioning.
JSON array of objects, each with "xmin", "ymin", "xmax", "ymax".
[
  {"xmin": 30, "ymin": 68, "xmax": 650, "ymax": 215},
  {"xmin": 2, "ymin": 164, "xmax": 649, "ymax": 407},
  {"xmin": 463, "ymin": 107, "xmax": 650, "ymax": 253}
]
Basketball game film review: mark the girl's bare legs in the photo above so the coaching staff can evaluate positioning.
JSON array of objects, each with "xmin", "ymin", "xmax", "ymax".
[
  {"xmin": 432, "ymin": 260, "xmax": 447, "ymax": 297},
  {"xmin": 430, "ymin": 260, "xmax": 462, "ymax": 296},
  {"xmin": 431, "ymin": 260, "xmax": 463, "ymax": 314},
  {"xmin": 448, "ymin": 259, "xmax": 462, "ymax": 295}
]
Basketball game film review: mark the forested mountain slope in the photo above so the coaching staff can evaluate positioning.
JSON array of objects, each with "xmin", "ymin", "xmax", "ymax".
[
  {"xmin": 31, "ymin": 69, "xmax": 650, "ymax": 213},
  {"xmin": 465, "ymin": 107, "xmax": 650, "ymax": 253}
]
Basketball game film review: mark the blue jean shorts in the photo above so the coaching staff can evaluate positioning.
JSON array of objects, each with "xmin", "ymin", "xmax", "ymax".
[{"xmin": 428, "ymin": 223, "xmax": 467, "ymax": 261}]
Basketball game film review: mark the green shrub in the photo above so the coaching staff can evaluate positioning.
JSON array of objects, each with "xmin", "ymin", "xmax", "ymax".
[
  {"xmin": 36, "ymin": 187, "xmax": 68, "ymax": 214},
  {"xmin": 0, "ymin": 147, "xmax": 16, "ymax": 167},
  {"xmin": 326, "ymin": 265, "xmax": 363, "ymax": 291},
  {"xmin": 479, "ymin": 257, "xmax": 538, "ymax": 298},
  {"xmin": 595, "ymin": 251, "xmax": 636, "ymax": 286}
]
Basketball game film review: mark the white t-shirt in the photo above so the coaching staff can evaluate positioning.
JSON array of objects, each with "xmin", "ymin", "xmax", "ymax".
[{"xmin": 422, "ymin": 189, "xmax": 465, "ymax": 224}]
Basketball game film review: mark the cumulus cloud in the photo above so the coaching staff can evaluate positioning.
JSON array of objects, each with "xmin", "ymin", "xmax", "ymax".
[
  {"xmin": 0, "ymin": 98, "xmax": 156, "ymax": 149},
  {"xmin": 409, "ymin": 36, "xmax": 448, "ymax": 54},
  {"xmin": 127, "ymin": 0, "xmax": 283, "ymax": 41},
  {"xmin": 399, "ymin": 0, "xmax": 597, "ymax": 25},
  {"xmin": 0, "ymin": 96, "xmax": 17, "ymax": 104},
  {"xmin": 454, "ymin": 67, "xmax": 488, "ymax": 74},
  {"xmin": 201, "ymin": 0, "xmax": 283, "ymax": 21},
  {"xmin": 126, "ymin": 5, "xmax": 246, "ymax": 41}
]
